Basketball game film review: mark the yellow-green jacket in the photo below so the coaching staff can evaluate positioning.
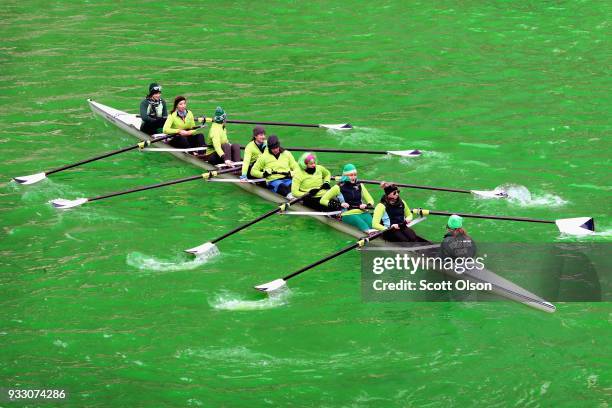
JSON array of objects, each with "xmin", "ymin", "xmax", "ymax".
[
  {"xmin": 241, "ymin": 140, "xmax": 266, "ymax": 177},
  {"xmin": 320, "ymin": 183, "xmax": 374, "ymax": 216},
  {"xmin": 205, "ymin": 122, "xmax": 229, "ymax": 157},
  {"xmin": 372, "ymin": 200, "xmax": 413, "ymax": 231},
  {"xmin": 251, "ymin": 149, "xmax": 299, "ymax": 182},
  {"xmin": 163, "ymin": 110, "xmax": 202, "ymax": 135},
  {"xmin": 291, "ymin": 165, "xmax": 331, "ymax": 198}
]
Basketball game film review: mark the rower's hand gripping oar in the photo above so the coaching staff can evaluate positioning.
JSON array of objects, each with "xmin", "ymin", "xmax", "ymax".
[
  {"xmin": 342, "ymin": 178, "xmax": 509, "ymax": 199},
  {"xmin": 254, "ymin": 217, "xmax": 427, "ymax": 293},
  {"xmin": 49, "ymin": 165, "xmax": 239, "ymax": 210},
  {"xmin": 12, "ymin": 127, "xmax": 203, "ymax": 185},
  {"xmin": 184, "ymin": 194, "xmax": 310, "ymax": 257},
  {"xmin": 412, "ymin": 208, "xmax": 595, "ymax": 236}
]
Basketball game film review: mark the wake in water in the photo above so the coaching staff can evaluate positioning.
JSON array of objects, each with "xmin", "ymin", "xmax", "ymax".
[
  {"xmin": 209, "ymin": 289, "xmax": 291, "ymax": 311},
  {"xmin": 489, "ymin": 184, "xmax": 568, "ymax": 207},
  {"xmin": 126, "ymin": 251, "xmax": 214, "ymax": 272}
]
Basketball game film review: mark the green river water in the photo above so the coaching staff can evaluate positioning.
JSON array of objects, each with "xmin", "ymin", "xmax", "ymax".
[{"xmin": 1, "ymin": 1, "xmax": 610, "ymax": 407}]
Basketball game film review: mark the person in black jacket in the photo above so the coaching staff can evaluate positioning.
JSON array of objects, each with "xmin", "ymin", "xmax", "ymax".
[{"xmin": 139, "ymin": 83, "xmax": 168, "ymax": 135}]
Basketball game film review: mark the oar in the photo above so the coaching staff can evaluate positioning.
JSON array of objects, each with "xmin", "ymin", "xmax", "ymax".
[
  {"xmin": 224, "ymin": 119, "xmax": 352, "ymax": 131},
  {"xmin": 12, "ymin": 127, "xmax": 203, "ymax": 185},
  {"xmin": 143, "ymin": 145, "xmax": 419, "ymax": 158},
  {"xmin": 137, "ymin": 115, "xmax": 351, "ymax": 130},
  {"xmin": 254, "ymin": 217, "xmax": 427, "ymax": 293},
  {"xmin": 340, "ymin": 177, "xmax": 508, "ymax": 199},
  {"xmin": 50, "ymin": 166, "xmax": 239, "ymax": 210},
  {"xmin": 412, "ymin": 208, "xmax": 595, "ymax": 236},
  {"xmin": 286, "ymin": 147, "xmax": 421, "ymax": 158},
  {"xmin": 185, "ymin": 195, "xmax": 309, "ymax": 257},
  {"xmin": 254, "ymin": 231, "xmax": 384, "ymax": 293}
]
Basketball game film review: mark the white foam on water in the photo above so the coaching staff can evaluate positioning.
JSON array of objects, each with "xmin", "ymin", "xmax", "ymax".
[
  {"xmin": 126, "ymin": 251, "xmax": 211, "ymax": 271},
  {"xmin": 209, "ymin": 289, "xmax": 291, "ymax": 311},
  {"xmin": 459, "ymin": 142, "xmax": 500, "ymax": 149},
  {"xmin": 501, "ymin": 184, "xmax": 568, "ymax": 207}
]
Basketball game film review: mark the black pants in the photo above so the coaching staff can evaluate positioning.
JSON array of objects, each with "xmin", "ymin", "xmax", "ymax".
[
  {"xmin": 168, "ymin": 133, "xmax": 205, "ymax": 149},
  {"xmin": 302, "ymin": 195, "xmax": 329, "ymax": 212},
  {"xmin": 383, "ymin": 227, "xmax": 430, "ymax": 243},
  {"xmin": 140, "ymin": 118, "xmax": 166, "ymax": 136}
]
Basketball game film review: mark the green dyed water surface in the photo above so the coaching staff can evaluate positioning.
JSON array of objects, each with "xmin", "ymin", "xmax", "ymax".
[{"xmin": 1, "ymin": 1, "xmax": 610, "ymax": 406}]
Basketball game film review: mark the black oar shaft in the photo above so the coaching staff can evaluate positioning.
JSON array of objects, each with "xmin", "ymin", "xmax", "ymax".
[
  {"xmin": 359, "ymin": 179, "xmax": 471, "ymax": 194},
  {"xmin": 426, "ymin": 210, "xmax": 555, "ymax": 224},
  {"xmin": 88, "ymin": 174, "xmax": 203, "ymax": 202},
  {"xmin": 226, "ymin": 119, "xmax": 319, "ymax": 128},
  {"xmin": 88, "ymin": 166, "xmax": 238, "ymax": 202},
  {"xmin": 211, "ymin": 196, "xmax": 306, "ymax": 244},
  {"xmin": 45, "ymin": 135, "xmax": 171, "ymax": 176},
  {"xmin": 283, "ymin": 232, "xmax": 384, "ymax": 281},
  {"xmin": 286, "ymin": 147, "xmax": 387, "ymax": 155}
]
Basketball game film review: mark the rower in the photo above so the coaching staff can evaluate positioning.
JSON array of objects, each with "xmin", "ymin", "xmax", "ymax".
[
  {"xmin": 162, "ymin": 96, "xmax": 206, "ymax": 153},
  {"xmin": 240, "ymin": 126, "xmax": 267, "ymax": 181},
  {"xmin": 290, "ymin": 152, "xmax": 332, "ymax": 211},
  {"xmin": 139, "ymin": 83, "xmax": 168, "ymax": 135},
  {"xmin": 251, "ymin": 135, "xmax": 299, "ymax": 197},
  {"xmin": 320, "ymin": 164, "xmax": 375, "ymax": 232},
  {"xmin": 203, "ymin": 106, "xmax": 241, "ymax": 166},
  {"xmin": 372, "ymin": 183, "xmax": 429, "ymax": 242},
  {"xmin": 440, "ymin": 215, "xmax": 477, "ymax": 258}
]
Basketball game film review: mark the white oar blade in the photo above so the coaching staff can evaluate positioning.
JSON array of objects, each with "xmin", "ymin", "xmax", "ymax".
[
  {"xmin": 320, "ymin": 123, "xmax": 353, "ymax": 131},
  {"xmin": 471, "ymin": 189, "xmax": 508, "ymax": 199},
  {"xmin": 184, "ymin": 242, "xmax": 220, "ymax": 257},
  {"xmin": 50, "ymin": 198, "xmax": 88, "ymax": 209},
  {"xmin": 13, "ymin": 172, "xmax": 47, "ymax": 185},
  {"xmin": 555, "ymin": 217, "xmax": 595, "ymax": 236},
  {"xmin": 387, "ymin": 149, "xmax": 422, "ymax": 157},
  {"xmin": 254, "ymin": 278, "xmax": 287, "ymax": 293}
]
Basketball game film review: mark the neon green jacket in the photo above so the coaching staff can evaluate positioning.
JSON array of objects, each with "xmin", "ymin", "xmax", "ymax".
[
  {"xmin": 241, "ymin": 140, "xmax": 266, "ymax": 177},
  {"xmin": 320, "ymin": 183, "xmax": 374, "ymax": 216},
  {"xmin": 291, "ymin": 165, "xmax": 331, "ymax": 198},
  {"xmin": 205, "ymin": 122, "xmax": 230, "ymax": 157},
  {"xmin": 163, "ymin": 110, "xmax": 202, "ymax": 135},
  {"xmin": 251, "ymin": 149, "xmax": 299, "ymax": 182},
  {"xmin": 372, "ymin": 200, "xmax": 413, "ymax": 231}
]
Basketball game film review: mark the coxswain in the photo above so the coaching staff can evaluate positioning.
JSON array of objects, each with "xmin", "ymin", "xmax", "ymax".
[
  {"xmin": 291, "ymin": 152, "xmax": 332, "ymax": 211},
  {"xmin": 203, "ymin": 106, "xmax": 241, "ymax": 166},
  {"xmin": 440, "ymin": 215, "xmax": 477, "ymax": 258},
  {"xmin": 162, "ymin": 96, "xmax": 206, "ymax": 153},
  {"xmin": 251, "ymin": 135, "xmax": 299, "ymax": 197},
  {"xmin": 320, "ymin": 164, "xmax": 375, "ymax": 232},
  {"xmin": 139, "ymin": 83, "xmax": 168, "ymax": 135},
  {"xmin": 240, "ymin": 126, "xmax": 267, "ymax": 181},
  {"xmin": 372, "ymin": 183, "xmax": 429, "ymax": 242}
]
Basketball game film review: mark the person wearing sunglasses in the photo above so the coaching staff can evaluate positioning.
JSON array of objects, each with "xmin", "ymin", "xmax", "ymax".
[
  {"xmin": 139, "ymin": 83, "xmax": 168, "ymax": 135},
  {"xmin": 320, "ymin": 164, "xmax": 375, "ymax": 232},
  {"xmin": 371, "ymin": 182, "xmax": 429, "ymax": 242}
]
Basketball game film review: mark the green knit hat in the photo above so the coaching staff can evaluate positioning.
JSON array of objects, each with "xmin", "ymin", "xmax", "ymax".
[
  {"xmin": 213, "ymin": 106, "xmax": 226, "ymax": 123},
  {"xmin": 298, "ymin": 152, "xmax": 317, "ymax": 170},
  {"xmin": 447, "ymin": 214, "xmax": 463, "ymax": 229},
  {"xmin": 340, "ymin": 163, "xmax": 357, "ymax": 182}
]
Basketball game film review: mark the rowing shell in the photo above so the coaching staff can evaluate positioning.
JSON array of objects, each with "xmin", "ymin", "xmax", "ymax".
[{"xmin": 87, "ymin": 99, "xmax": 555, "ymax": 313}]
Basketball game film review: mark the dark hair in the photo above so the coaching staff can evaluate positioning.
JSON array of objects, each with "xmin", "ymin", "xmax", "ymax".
[
  {"xmin": 171, "ymin": 96, "xmax": 186, "ymax": 114},
  {"xmin": 451, "ymin": 228, "xmax": 471, "ymax": 239}
]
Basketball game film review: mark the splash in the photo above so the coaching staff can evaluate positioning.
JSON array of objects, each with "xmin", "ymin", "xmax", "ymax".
[
  {"xmin": 209, "ymin": 289, "xmax": 291, "ymax": 311},
  {"xmin": 126, "ymin": 251, "xmax": 211, "ymax": 271},
  {"xmin": 500, "ymin": 184, "xmax": 567, "ymax": 207}
]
